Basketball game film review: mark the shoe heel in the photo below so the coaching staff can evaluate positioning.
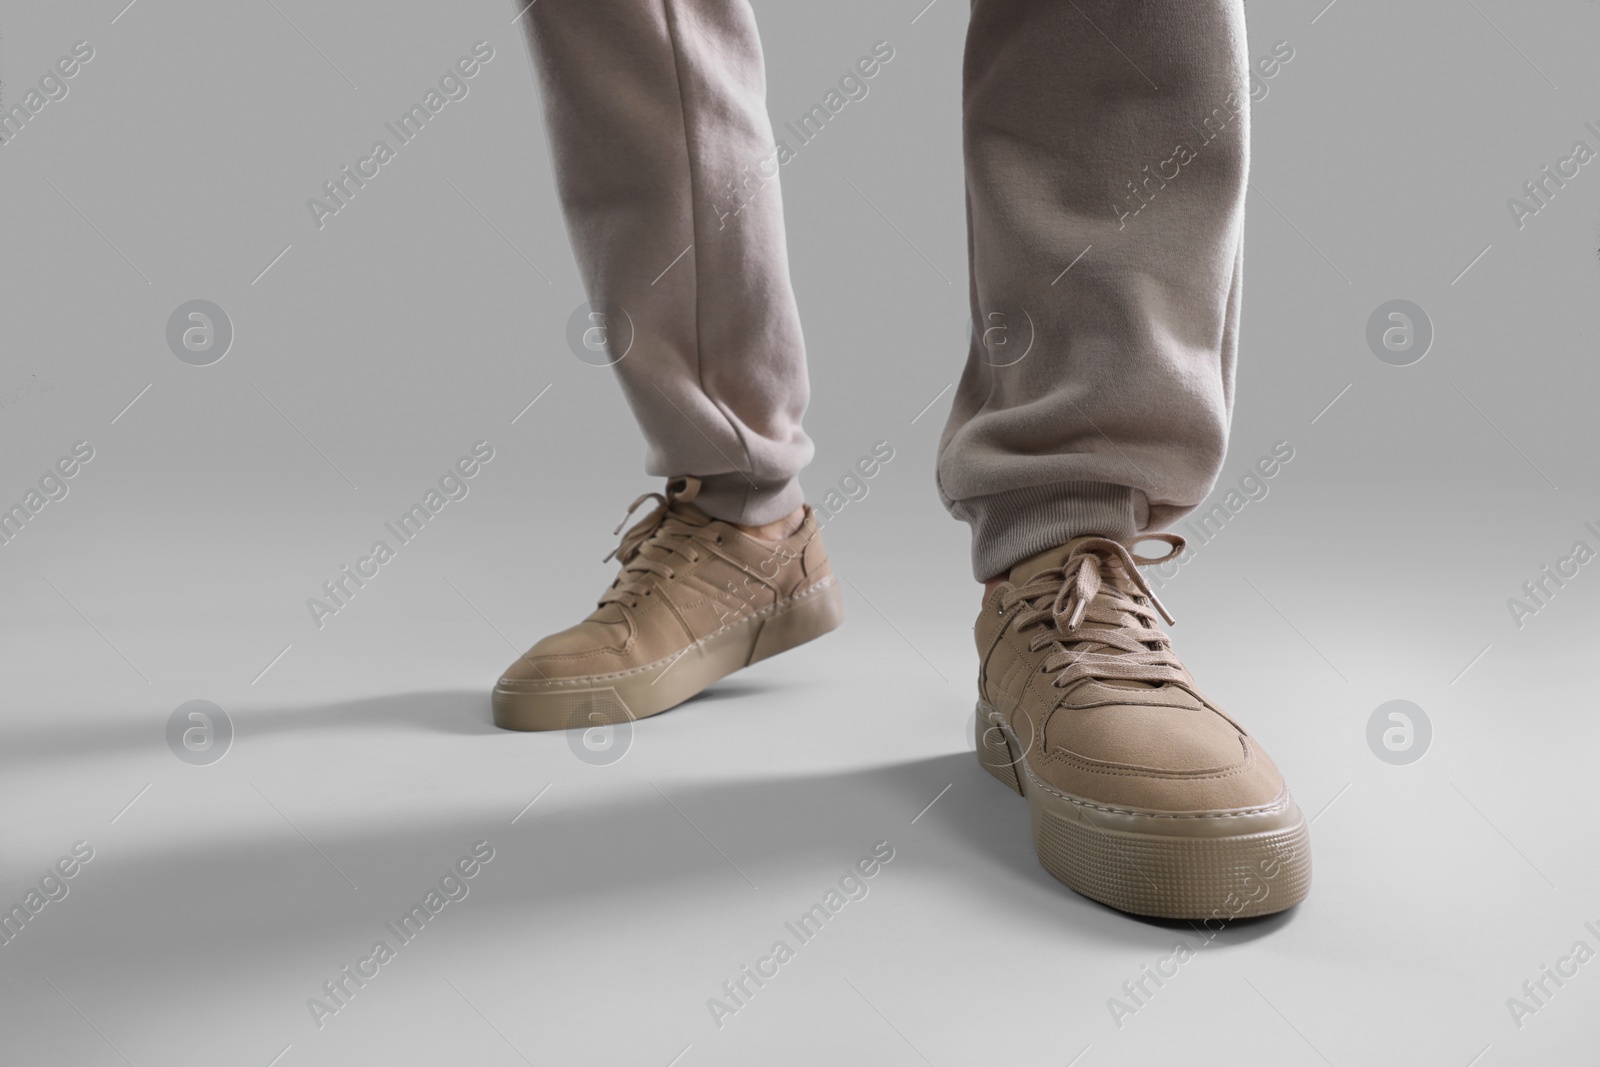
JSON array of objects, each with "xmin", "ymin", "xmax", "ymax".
[
  {"xmin": 748, "ymin": 578, "xmax": 844, "ymax": 665},
  {"xmin": 974, "ymin": 701, "xmax": 1024, "ymax": 795}
]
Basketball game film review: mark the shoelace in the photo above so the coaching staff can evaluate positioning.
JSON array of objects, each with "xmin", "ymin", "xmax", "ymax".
[
  {"xmin": 1000, "ymin": 534, "xmax": 1189, "ymax": 692},
  {"xmin": 599, "ymin": 477, "xmax": 718, "ymax": 609}
]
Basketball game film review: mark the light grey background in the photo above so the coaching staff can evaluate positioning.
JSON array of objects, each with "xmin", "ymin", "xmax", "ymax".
[{"xmin": 1, "ymin": 0, "xmax": 1598, "ymax": 1063}]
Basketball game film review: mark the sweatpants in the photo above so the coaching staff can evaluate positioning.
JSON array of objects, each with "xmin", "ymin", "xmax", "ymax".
[{"xmin": 519, "ymin": 0, "xmax": 1250, "ymax": 580}]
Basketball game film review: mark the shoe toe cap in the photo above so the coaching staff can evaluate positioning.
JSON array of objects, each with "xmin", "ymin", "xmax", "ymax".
[
  {"xmin": 1038, "ymin": 703, "xmax": 1287, "ymax": 813},
  {"xmin": 498, "ymin": 621, "xmax": 630, "ymax": 686}
]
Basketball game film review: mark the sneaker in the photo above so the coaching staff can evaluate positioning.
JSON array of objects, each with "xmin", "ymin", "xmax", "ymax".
[
  {"xmin": 493, "ymin": 476, "xmax": 843, "ymax": 731},
  {"xmin": 973, "ymin": 535, "xmax": 1311, "ymax": 919}
]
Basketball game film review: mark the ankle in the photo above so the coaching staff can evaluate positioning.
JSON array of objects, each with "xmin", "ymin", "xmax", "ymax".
[
  {"xmin": 983, "ymin": 575, "xmax": 1005, "ymax": 603},
  {"xmin": 732, "ymin": 506, "xmax": 806, "ymax": 543}
]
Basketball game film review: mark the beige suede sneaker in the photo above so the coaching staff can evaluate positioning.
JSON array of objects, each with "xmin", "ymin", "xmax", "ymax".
[
  {"xmin": 974, "ymin": 534, "xmax": 1311, "ymax": 920},
  {"xmin": 494, "ymin": 477, "xmax": 843, "ymax": 731}
]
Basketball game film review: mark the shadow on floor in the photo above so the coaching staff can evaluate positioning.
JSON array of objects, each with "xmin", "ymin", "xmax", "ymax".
[
  {"xmin": 3, "ymin": 682, "xmax": 1299, "ymax": 995},
  {"xmin": 0, "ymin": 688, "xmax": 502, "ymax": 772},
  {"xmin": 0, "ymin": 677, "xmax": 813, "ymax": 771}
]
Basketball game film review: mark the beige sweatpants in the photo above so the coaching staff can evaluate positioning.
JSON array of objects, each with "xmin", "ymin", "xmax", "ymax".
[{"xmin": 520, "ymin": 0, "xmax": 1250, "ymax": 580}]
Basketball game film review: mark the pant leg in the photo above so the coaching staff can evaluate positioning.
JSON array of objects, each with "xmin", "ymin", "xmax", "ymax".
[
  {"xmin": 519, "ymin": 0, "xmax": 812, "ymax": 524},
  {"xmin": 938, "ymin": 0, "xmax": 1250, "ymax": 580}
]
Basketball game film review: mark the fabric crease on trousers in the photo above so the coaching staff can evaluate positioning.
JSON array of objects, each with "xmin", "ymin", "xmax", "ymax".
[{"xmin": 520, "ymin": 0, "xmax": 1250, "ymax": 580}]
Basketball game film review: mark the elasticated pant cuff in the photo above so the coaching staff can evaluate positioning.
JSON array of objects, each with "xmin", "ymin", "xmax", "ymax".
[
  {"xmin": 694, "ymin": 471, "xmax": 806, "ymax": 527},
  {"xmin": 954, "ymin": 481, "xmax": 1148, "ymax": 581}
]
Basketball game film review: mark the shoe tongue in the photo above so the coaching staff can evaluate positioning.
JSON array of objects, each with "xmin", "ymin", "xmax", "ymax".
[
  {"xmin": 1007, "ymin": 537, "xmax": 1105, "ymax": 586},
  {"xmin": 1009, "ymin": 537, "xmax": 1162, "ymax": 692},
  {"xmin": 669, "ymin": 500, "xmax": 714, "ymax": 527},
  {"xmin": 589, "ymin": 500, "xmax": 708, "ymax": 625}
]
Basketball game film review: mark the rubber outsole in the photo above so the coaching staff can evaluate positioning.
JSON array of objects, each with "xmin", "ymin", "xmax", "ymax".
[
  {"xmin": 975, "ymin": 700, "xmax": 1311, "ymax": 920},
  {"xmin": 492, "ymin": 577, "xmax": 844, "ymax": 732}
]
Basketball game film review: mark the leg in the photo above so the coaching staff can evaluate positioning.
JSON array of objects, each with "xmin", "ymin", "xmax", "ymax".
[
  {"xmin": 956, "ymin": 2, "xmax": 1311, "ymax": 921},
  {"xmin": 519, "ymin": 0, "xmax": 811, "ymax": 525},
  {"xmin": 498, "ymin": 3, "xmax": 840, "ymax": 730},
  {"xmin": 941, "ymin": 0, "xmax": 1249, "ymax": 581}
]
